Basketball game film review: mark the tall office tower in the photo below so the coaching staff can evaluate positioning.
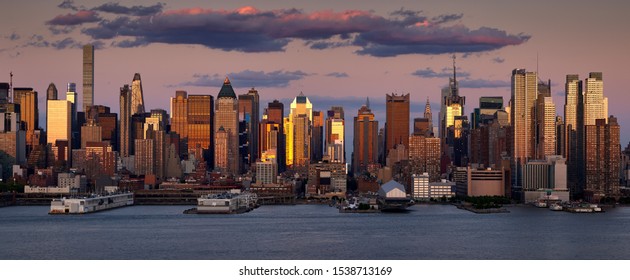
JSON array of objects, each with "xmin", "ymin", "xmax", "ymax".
[
  {"xmin": 12, "ymin": 87, "xmax": 33, "ymax": 105},
  {"xmin": 65, "ymin": 83, "xmax": 79, "ymax": 149},
  {"xmin": 288, "ymin": 92, "xmax": 313, "ymax": 168},
  {"xmin": 585, "ymin": 117, "xmax": 620, "ymax": 202},
  {"xmin": 575, "ymin": 72, "xmax": 609, "ymax": 198},
  {"xmin": 0, "ymin": 106, "xmax": 26, "ymax": 167},
  {"xmin": 424, "ymin": 97, "xmax": 433, "ymax": 134},
  {"xmin": 131, "ymin": 73, "xmax": 145, "ymax": 115},
  {"xmin": 215, "ymin": 77, "xmax": 239, "ymax": 174},
  {"xmin": 82, "ymin": 44, "xmax": 94, "ymax": 112},
  {"xmin": 311, "ymin": 111, "xmax": 323, "ymax": 162},
  {"xmin": 18, "ymin": 90, "xmax": 39, "ymax": 154},
  {"xmin": 47, "ymin": 99, "xmax": 72, "ymax": 164},
  {"xmin": 266, "ymin": 100, "xmax": 285, "ymax": 172},
  {"xmin": 439, "ymin": 56, "xmax": 465, "ymax": 156},
  {"xmin": 185, "ymin": 95, "xmax": 213, "ymax": 165},
  {"xmin": 325, "ymin": 106, "xmax": 345, "ymax": 163},
  {"xmin": 214, "ymin": 126, "xmax": 228, "ymax": 173},
  {"xmin": 119, "ymin": 84, "xmax": 132, "ymax": 157},
  {"xmin": 510, "ymin": 69, "xmax": 538, "ymax": 185},
  {"xmin": 259, "ymin": 110, "xmax": 281, "ymax": 162},
  {"xmin": 238, "ymin": 88, "xmax": 259, "ymax": 172},
  {"xmin": 583, "ymin": 72, "xmax": 607, "ymax": 126},
  {"xmin": 385, "ymin": 93, "xmax": 410, "ymax": 155},
  {"xmin": 377, "ymin": 127, "xmax": 385, "ymax": 164},
  {"xmin": 535, "ymin": 80, "xmax": 556, "ymax": 160},
  {"xmin": 555, "ymin": 116, "xmax": 565, "ymax": 157},
  {"xmin": 409, "ymin": 134, "xmax": 441, "ymax": 182},
  {"xmin": 153, "ymin": 129, "xmax": 167, "ymax": 181},
  {"xmin": 293, "ymin": 114, "xmax": 310, "ymax": 167},
  {"xmin": 134, "ymin": 138, "xmax": 154, "ymax": 176},
  {"xmin": 170, "ymin": 90, "xmax": 188, "ymax": 157},
  {"xmin": 284, "ymin": 116, "xmax": 293, "ymax": 167},
  {"xmin": 451, "ymin": 115, "xmax": 469, "ymax": 166},
  {"xmin": 564, "ymin": 74, "xmax": 581, "ymax": 196},
  {"xmin": 353, "ymin": 101, "xmax": 378, "ymax": 174},
  {"xmin": 0, "ymin": 83, "xmax": 9, "ymax": 104}
]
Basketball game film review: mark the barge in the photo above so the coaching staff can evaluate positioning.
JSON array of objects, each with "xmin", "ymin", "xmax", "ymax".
[{"xmin": 49, "ymin": 193, "xmax": 134, "ymax": 214}]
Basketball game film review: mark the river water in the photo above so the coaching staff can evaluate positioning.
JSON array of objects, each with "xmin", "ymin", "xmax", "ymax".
[{"xmin": 1, "ymin": 204, "xmax": 629, "ymax": 259}]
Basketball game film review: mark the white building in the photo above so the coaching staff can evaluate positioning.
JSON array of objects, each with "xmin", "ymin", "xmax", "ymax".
[
  {"xmin": 378, "ymin": 180, "xmax": 406, "ymax": 198},
  {"xmin": 256, "ymin": 159, "xmax": 277, "ymax": 184},
  {"xmin": 523, "ymin": 155, "xmax": 569, "ymax": 202},
  {"xmin": 58, "ymin": 173, "xmax": 87, "ymax": 193},
  {"xmin": 412, "ymin": 173, "xmax": 429, "ymax": 200}
]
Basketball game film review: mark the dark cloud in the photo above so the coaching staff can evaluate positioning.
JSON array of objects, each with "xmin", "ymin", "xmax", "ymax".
[
  {"xmin": 175, "ymin": 70, "xmax": 311, "ymax": 88},
  {"xmin": 58, "ymin": 0, "xmax": 78, "ymax": 11},
  {"xmin": 73, "ymin": 6, "xmax": 528, "ymax": 55},
  {"xmin": 51, "ymin": 37, "xmax": 82, "ymax": 49},
  {"xmin": 47, "ymin": 10, "xmax": 101, "ymax": 26},
  {"xmin": 48, "ymin": 26, "xmax": 76, "ymax": 35},
  {"xmin": 111, "ymin": 38, "xmax": 149, "ymax": 48},
  {"xmin": 431, "ymin": 13, "xmax": 463, "ymax": 25},
  {"xmin": 458, "ymin": 79, "xmax": 510, "ymax": 88},
  {"xmin": 21, "ymin": 34, "xmax": 103, "ymax": 50},
  {"xmin": 412, "ymin": 67, "xmax": 470, "ymax": 78},
  {"xmin": 325, "ymin": 72, "xmax": 349, "ymax": 78},
  {"xmin": 9, "ymin": 32, "xmax": 20, "ymax": 41},
  {"xmin": 92, "ymin": 2, "xmax": 165, "ymax": 16},
  {"xmin": 493, "ymin": 57, "xmax": 505, "ymax": 63},
  {"xmin": 355, "ymin": 26, "xmax": 531, "ymax": 57}
]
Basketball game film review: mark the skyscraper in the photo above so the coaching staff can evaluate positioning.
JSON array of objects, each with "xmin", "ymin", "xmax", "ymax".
[
  {"xmin": 131, "ymin": 73, "xmax": 145, "ymax": 115},
  {"xmin": 353, "ymin": 101, "xmax": 378, "ymax": 175},
  {"xmin": 312, "ymin": 111, "xmax": 324, "ymax": 162},
  {"xmin": 266, "ymin": 100, "xmax": 285, "ymax": 172},
  {"xmin": 238, "ymin": 88, "xmax": 260, "ymax": 172},
  {"xmin": 535, "ymin": 80, "xmax": 556, "ymax": 160},
  {"xmin": 170, "ymin": 90, "xmax": 188, "ymax": 157},
  {"xmin": 325, "ymin": 106, "xmax": 345, "ymax": 163},
  {"xmin": 214, "ymin": 77, "xmax": 239, "ymax": 175},
  {"xmin": 186, "ymin": 95, "xmax": 214, "ymax": 165},
  {"xmin": 409, "ymin": 134, "xmax": 441, "ymax": 182},
  {"xmin": 47, "ymin": 99, "xmax": 72, "ymax": 162},
  {"xmin": 82, "ymin": 44, "xmax": 94, "ymax": 112},
  {"xmin": 510, "ymin": 69, "xmax": 537, "ymax": 185},
  {"xmin": 385, "ymin": 93, "xmax": 410, "ymax": 155},
  {"xmin": 564, "ymin": 74, "xmax": 581, "ymax": 196},
  {"xmin": 584, "ymin": 117, "xmax": 620, "ymax": 202},
  {"xmin": 288, "ymin": 92, "xmax": 313, "ymax": 168},
  {"xmin": 119, "ymin": 84, "xmax": 132, "ymax": 157},
  {"xmin": 66, "ymin": 83, "xmax": 79, "ymax": 149},
  {"xmin": 439, "ymin": 56, "xmax": 465, "ymax": 156}
]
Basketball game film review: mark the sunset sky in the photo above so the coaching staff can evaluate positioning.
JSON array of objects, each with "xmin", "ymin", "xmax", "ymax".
[{"xmin": 1, "ymin": 0, "xmax": 629, "ymax": 152}]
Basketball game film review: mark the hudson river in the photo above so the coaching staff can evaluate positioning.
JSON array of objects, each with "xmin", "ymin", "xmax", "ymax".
[{"xmin": 1, "ymin": 204, "xmax": 630, "ymax": 259}]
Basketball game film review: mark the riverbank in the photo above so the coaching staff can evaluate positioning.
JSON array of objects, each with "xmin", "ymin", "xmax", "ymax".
[{"xmin": 456, "ymin": 204, "xmax": 510, "ymax": 214}]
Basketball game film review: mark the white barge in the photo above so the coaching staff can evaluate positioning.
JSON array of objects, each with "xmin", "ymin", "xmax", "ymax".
[
  {"xmin": 184, "ymin": 192, "xmax": 258, "ymax": 214},
  {"xmin": 49, "ymin": 193, "xmax": 134, "ymax": 214}
]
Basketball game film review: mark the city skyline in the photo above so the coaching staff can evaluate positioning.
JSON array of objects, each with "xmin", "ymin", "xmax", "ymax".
[{"xmin": 1, "ymin": 0, "xmax": 629, "ymax": 149}]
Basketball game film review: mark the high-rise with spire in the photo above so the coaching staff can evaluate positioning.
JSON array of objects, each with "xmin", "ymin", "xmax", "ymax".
[
  {"xmin": 535, "ymin": 80, "xmax": 556, "ymax": 160},
  {"xmin": 214, "ymin": 77, "xmax": 239, "ymax": 175},
  {"xmin": 131, "ymin": 73, "xmax": 145, "ymax": 115},
  {"xmin": 424, "ymin": 97, "xmax": 433, "ymax": 134},
  {"xmin": 82, "ymin": 44, "xmax": 94, "ymax": 112},
  {"xmin": 439, "ymin": 55, "xmax": 465, "ymax": 161}
]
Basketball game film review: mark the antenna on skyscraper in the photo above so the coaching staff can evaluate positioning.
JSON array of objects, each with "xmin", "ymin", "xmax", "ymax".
[
  {"xmin": 9, "ymin": 71, "xmax": 13, "ymax": 102},
  {"xmin": 452, "ymin": 54, "xmax": 457, "ymax": 82}
]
